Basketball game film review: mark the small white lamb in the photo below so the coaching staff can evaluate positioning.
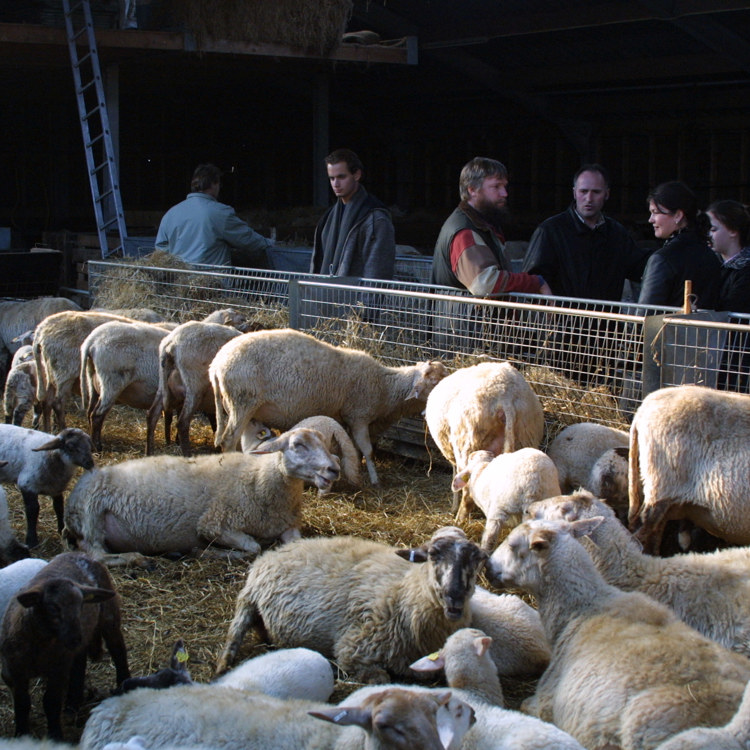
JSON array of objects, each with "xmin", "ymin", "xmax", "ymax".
[{"xmin": 451, "ymin": 448, "xmax": 561, "ymax": 551}]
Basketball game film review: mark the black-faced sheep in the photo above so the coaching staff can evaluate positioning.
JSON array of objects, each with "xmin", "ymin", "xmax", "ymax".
[
  {"xmin": 424, "ymin": 362, "xmax": 544, "ymax": 516},
  {"xmin": 526, "ymin": 490, "xmax": 750, "ymax": 658},
  {"xmin": 485, "ymin": 517, "xmax": 750, "ymax": 750},
  {"xmin": 451, "ymin": 448, "xmax": 560, "ymax": 551},
  {"xmin": 80, "ymin": 320, "xmax": 175, "ymax": 451},
  {"xmin": 80, "ymin": 684, "xmax": 470, "ymax": 750},
  {"xmin": 63, "ymin": 427, "xmax": 340, "ymax": 567},
  {"xmin": 0, "ymin": 425, "xmax": 95, "ymax": 548},
  {"xmin": 0, "ymin": 551, "xmax": 129, "ymax": 740},
  {"xmin": 33, "ymin": 310, "xmax": 146, "ymax": 432},
  {"xmin": 215, "ymin": 527, "xmax": 488, "ymax": 683},
  {"xmin": 628, "ymin": 385, "xmax": 750, "ymax": 554},
  {"xmin": 208, "ymin": 328, "xmax": 447, "ymax": 484}
]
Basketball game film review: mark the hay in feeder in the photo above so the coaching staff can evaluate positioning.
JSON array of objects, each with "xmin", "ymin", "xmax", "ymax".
[{"xmin": 167, "ymin": 0, "xmax": 353, "ymax": 55}]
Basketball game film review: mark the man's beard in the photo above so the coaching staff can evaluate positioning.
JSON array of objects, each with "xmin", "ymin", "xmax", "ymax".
[{"xmin": 474, "ymin": 197, "xmax": 508, "ymax": 227}]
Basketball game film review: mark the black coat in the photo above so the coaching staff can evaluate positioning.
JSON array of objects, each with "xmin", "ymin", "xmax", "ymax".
[{"xmin": 717, "ymin": 247, "xmax": 750, "ymax": 314}]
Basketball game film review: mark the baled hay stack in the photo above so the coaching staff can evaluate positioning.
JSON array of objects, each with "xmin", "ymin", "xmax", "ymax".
[{"xmin": 168, "ymin": 0, "xmax": 353, "ymax": 55}]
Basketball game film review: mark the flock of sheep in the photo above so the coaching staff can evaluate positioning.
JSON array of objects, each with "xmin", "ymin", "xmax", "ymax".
[{"xmin": 0, "ymin": 295, "xmax": 748, "ymax": 749}]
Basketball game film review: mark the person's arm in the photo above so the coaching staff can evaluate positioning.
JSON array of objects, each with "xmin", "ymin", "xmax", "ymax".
[
  {"xmin": 451, "ymin": 229, "xmax": 547, "ymax": 296},
  {"xmin": 637, "ymin": 251, "xmax": 673, "ymax": 306},
  {"xmin": 623, "ymin": 234, "xmax": 654, "ymax": 283},
  {"xmin": 223, "ymin": 212, "xmax": 274, "ymax": 264},
  {"xmin": 361, "ymin": 211, "xmax": 396, "ymax": 280},
  {"xmin": 521, "ymin": 225, "xmax": 557, "ymax": 283},
  {"xmin": 154, "ymin": 218, "xmax": 170, "ymax": 251}
]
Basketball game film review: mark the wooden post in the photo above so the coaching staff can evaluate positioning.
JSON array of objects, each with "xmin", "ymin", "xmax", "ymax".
[{"xmin": 683, "ymin": 280, "xmax": 693, "ymax": 313}]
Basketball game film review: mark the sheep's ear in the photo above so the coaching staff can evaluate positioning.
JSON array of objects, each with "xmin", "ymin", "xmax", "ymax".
[
  {"xmin": 170, "ymin": 639, "xmax": 190, "ymax": 671},
  {"xmin": 396, "ymin": 545, "xmax": 428, "ymax": 563},
  {"xmin": 528, "ymin": 527, "xmax": 553, "ymax": 551},
  {"xmin": 0, "ymin": 460, "xmax": 7, "ymax": 468},
  {"xmin": 410, "ymin": 650, "xmax": 445, "ymax": 673},
  {"xmin": 80, "ymin": 585, "xmax": 116, "ymax": 603},
  {"xmin": 32, "ymin": 437, "xmax": 63, "ymax": 452},
  {"xmin": 308, "ymin": 706, "xmax": 372, "ymax": 729},
  {"xmin": 568, "ymin": 517, "xmax": 604, "ymax": 539},
  {"xmin": 475, "ymin": 635, "xmax": 492, "ymax": 658},
  {"xmin": 16, "ymin": 588, "xmax": 43, "ymax": 608},
  {"xmin": 451, "ymin": 470, "xmax": 469, "ymax": 492},
  {"xmin": 247, "ymin": 432, "xmax": 289, "ymax": 454}
]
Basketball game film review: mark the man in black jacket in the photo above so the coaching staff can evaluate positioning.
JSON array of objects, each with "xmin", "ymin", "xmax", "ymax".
[{"xmin": 523, "ymin": 164, "xmax": 651, "ymax": 301}]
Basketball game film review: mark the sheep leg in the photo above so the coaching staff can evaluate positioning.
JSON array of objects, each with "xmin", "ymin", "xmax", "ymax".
[
  {"xmin": 52, "ymin": 494, "xmax": 65, "ymax": 534},
  {"xmin": 633, "ymin": 497, "xmax": 674, "ymax": 556},
  {"xmin": 455, "ymin": 488, "xmax": 475, "ymax": 524},
  {"xmin": 177, "ymin": 392, "xmax": 199, "ymax": 457},
  {"xmin": 480, "ymin": 517, "xmax": 504, "ymax": 553},
  {"xmin": 20, "ymin": 490, "xmax": 39, "ymax": 548},
  {"xmin": 102, "ymin": 610, "xmax": 131, "ymax": 687},
  {"xmin": 65, "ymin": 651, "xmax": 87, "ymax": 712},
  {"xmin": 145, "ymin": 391, "xmax": 162, "ymax": 456},
  {"xmin": 350, "ymin": 423, "xmax": 379, "ymax": 485},
  {"xmin": 202, "ymin": 530, "xmax": 261, "ymax": 559},
  {"xmin": 215, "ymin": 596, "xmax": 260, "ymax": 675},
  {"xmin": 42, "ymin": 671, "xmax": 68, "ymax": 741},
  {"xmin": 8, "ymin": 676, "xmax": 32, "ymax": 737},
  {"xmin": 51, "ymin": 394, "xmax": 66, "ymax": 432}
]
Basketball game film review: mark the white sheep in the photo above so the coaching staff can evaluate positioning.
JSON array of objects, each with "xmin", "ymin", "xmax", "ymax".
[
  {"xmin": 80, "ymin": 319, "xmax": 175, "ymax": 451},
  {"xmin": 208, "ymin": 328, "xmax": 448, "ymax": 484},
  {"xmin": 241, "ymin": 415, "xmax": 362, "ymax": 488},
  {"xmin": 215, "ymin": 526, "xmax": 488, "ymax": 683},
  {"xmin": 629, "ymin": 385, "xmax": 750, "ymax": 554},
  {"xmin": 62, "ymin": 427, "xmax": 340, "ymax": 567},
  {"xmin": 91, "ymin": 308, "xmax": 165, "ymax": 323},
  {"xmin": 526, "ymin": 490, "xmax": 750, "ymax": 658},
  {"xmin": 4, "ymin": 346, "xmax": 39, "ymax": 428},
  {"xmin": 350, "ymin": 627, "xmax": 584, "ymax": 750},
  {"xmin": 587, "ymin": 445, "xmax": 629, "ymax": 521},
  {"xmin": 546, "ymin": 421, "xmax": 629, "ymax": 492},
  {"xmin": 80, "ymin": 684, "xmax": 471, "ymax": 750},
  {"xmin": 451, "ymin": 447, "xmax": 561, "ymax": 551},
  {"xmin": 468, "ymin": 585, "xmax": 550, "ymax": 678},
  {"xmin": 33, "ymin": 310, "xmax": 147, "ymax": 431},
  {"xmin": 654, "ymin": 678, "xmax": 750, "ymax": 749},
  {"xmin": 485, "ymin": 517, "xmax": 750, "ymax": 750},
  {"xmin": 212, "ymin": 647, "xmax": 335, "ymax": 701},
  {"xmin": 0, "ymin": 425, "xmax": 95, "ymax": 548},
  {"xmin": 0, "ymin": 297, "xmax": 80, "ymax": 361},
  {"xmin": 424, "ymin": 362, "xmax": 544, "ymax": 516},
  {"xmin": 145, "ymin": 317, "xmax": 243, "ymax": 457}
]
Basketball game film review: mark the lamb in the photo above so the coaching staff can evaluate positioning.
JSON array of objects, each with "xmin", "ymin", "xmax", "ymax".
[
  {"xmin": 208, "ymin": 327, "xmax": 448, "ymax": 484},
  {"xmin": 241, "ymin": 415, "xmax": 362, "ymax": 487},
  {"xmin": 145, "ymin": 316, "xmax": 244, "ymax": 456},
  {"xmin": 526, "ymin": 490, "xmax": 750, "ymax": 657},
  {"xmin": 468, "ymin": 585, "xmax": 550, "ymax": 677},
  {"xmin": 349, "ymin": 627, "xmax": 584, "ymax": 750},
  {"xmin": 33, "ymin": 310, "xmax": 150, "ymax": 431},
  {"xmin": 423, "ymin": 361, "xmax": 544, "ymax": 516},
  {"xmin": 215, "ymin": 526, "xmax": 487, "ymax": 683},
  {"xmin": 587, "ymin": 445, "xmax": 629, "ymax": 521},
  {"xmin": 629, "ymin": 385, "xmax": 750, "ymax": 554},
  {"xmin": 0, "ymin": 551, "xmax": 130, "ymax": 740},
  {"xmin": 63, "ymin": 426, "xmax": 340, "ymax": 567},
  {"xmin": 80, "ymin": 319, "xmax": 175, "ymax": 451},
  {"xmin": 654, "ymin": 678, "xmax": 750, "ymax": 749},
  {"xmin": 546, "ymin": 421, "xmax": 629, "ymax": 492},
  {"xmin": 485, "ymin": 517, "xmax": 750, "ymax": 750},
  {"xmin": 451, "ymin": 447, "xmax": 561, "ymax": 551},
  {"xmin": 80, "ymin": 684, "xmax": 470, "ymax": 750},
  {"xmin": 4, "ymin": 346, "xmax": 40, "ymax": 427},
  {"xmin": 118, "ymin": 639, "xmax": 192, "ymax": 694},
  {"xmin": 0, "ymin": 484, "xmax": 33, "ymax": 564},
  {"xmin": 91, "ymin": 308, "xmax": 165, "ymax": 323},
  {"xmin": 0, "ymin": 424, "xmax": 95, "ymax": 548},
  {"xmin": 213, "ymin": 646, "xmax": 335, "ymax": 701}
]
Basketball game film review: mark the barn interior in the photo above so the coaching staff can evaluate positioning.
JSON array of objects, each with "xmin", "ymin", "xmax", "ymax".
[{"xmin": 1, "ymin": 0, "xmax": 750, "ymax": 291}]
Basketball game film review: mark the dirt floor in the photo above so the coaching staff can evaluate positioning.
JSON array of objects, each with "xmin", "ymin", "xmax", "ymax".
[{"xmin": 0, "ymin": 404, "xmax": 539, "ymax": 743}]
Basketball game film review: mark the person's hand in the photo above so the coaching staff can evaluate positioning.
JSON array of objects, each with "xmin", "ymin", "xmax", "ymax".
[{"xmin": 539, "ymin": 281, "xmax": 553, "ymax": 295}]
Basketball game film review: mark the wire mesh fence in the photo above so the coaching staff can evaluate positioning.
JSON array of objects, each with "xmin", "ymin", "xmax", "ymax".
[{"xmin": 88, "ymin": 259, "xmax": 749, "ymax": 432}]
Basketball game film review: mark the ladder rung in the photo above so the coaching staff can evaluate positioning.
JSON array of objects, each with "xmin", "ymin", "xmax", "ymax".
[
  {"xmin": 76, "ymin": 80, "xmax": 97, "ymax": 96},
  {"xmin": 82, "ymin": 105, "xmax": 105, "ymax": 121},
  {"xmin": 85, "ymin": 133, "xmax": 105, "ymax": 149}
]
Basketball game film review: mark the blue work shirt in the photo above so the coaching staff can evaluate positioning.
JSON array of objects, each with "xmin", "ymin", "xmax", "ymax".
[{"xmin": 155, "ymin": 192, "xmax": 272, "ymax": 266}]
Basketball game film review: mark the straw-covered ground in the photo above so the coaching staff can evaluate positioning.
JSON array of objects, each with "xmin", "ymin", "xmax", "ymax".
[{"xmin": 0, "ymin": 403, "xmax": 540, "ymax": 743}]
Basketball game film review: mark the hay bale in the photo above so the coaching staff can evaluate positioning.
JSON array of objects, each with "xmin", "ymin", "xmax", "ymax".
[{"xmin": 167, "ymin": 0, "xmax": 353, "ymax": 55}]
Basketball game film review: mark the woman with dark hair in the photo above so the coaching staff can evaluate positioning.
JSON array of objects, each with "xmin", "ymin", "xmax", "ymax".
[
  {"xmin": 638, "ymin": 181, "xmax": 721, "ymax": 309},
  {"xmin": 707, "ymin": 199, "xmax": 750, "ymax": 313}
]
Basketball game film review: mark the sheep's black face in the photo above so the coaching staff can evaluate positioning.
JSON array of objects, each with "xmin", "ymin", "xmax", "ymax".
[
  {"xmin": 59, "ymin": 429, "xmax": 96, "ymax": 470},
  {"xmin": 428, "ymin": 535, "xmax": 487, "ymax": 620},
  {"xmin": 39, "ymin": 580, "xmax": 85, "ymax": 650}
]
